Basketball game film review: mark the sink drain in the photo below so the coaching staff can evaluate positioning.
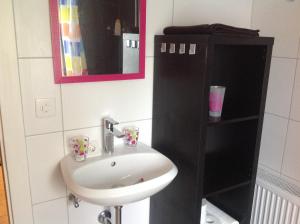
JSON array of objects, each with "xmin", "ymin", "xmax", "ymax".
[{"xmin": 111, "ymin": 161, "xmax": 116, "ymax": 167}]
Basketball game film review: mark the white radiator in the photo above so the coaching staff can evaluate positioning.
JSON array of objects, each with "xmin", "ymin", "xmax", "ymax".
[{"xmin": 251, "ymin": 169, "xmax": 300, "ymax": 224}]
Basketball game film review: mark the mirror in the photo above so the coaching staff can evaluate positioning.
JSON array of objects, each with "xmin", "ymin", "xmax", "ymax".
[{"xmin": 49, "ymin": 0, "xmax": 146, "ymax": 83}]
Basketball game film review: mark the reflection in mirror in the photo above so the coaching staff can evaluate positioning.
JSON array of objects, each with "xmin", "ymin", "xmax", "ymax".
[
  {"xmin": 59, "ymin": 0, "xmax": 140, "ymax": 76},
  {"xmin": 50, "ymin": 0, "xmax": 146, "ymax": 83}
]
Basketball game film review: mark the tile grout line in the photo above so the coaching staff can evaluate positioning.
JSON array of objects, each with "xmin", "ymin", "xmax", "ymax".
[
  {"xmin": 250, "ymin": 0, "xmax": 255, "ymax": 29},
  {"xmin": 272, "ymin": 56, "xmax": 298, "ymax": 60},
  {"xmin": 279, "ymin": 118, "xmax": 290, "ymax": 176},
  {"xmin": 18, "ymin": 56, "xmax": 53, "ymax": 59},
  {"xmin": 59, "ymin": 84, "xmax": 66, "ymax": 153},
  {"xmin": 280, "ymin": 173, "xmax": 300, "ymax": 186},
  {"xmin": 171, "ymin": 0, "xmax": 175, "ymax": 25},
  {"xmin": 25, "ymin": 118, "xmax": 153, "ymax": 137},
  {"xmin": 32, "ymin": 196, "xmax": 67, "ymax": 207},
  {"xmin": 265, "ymin": 111, "xmax": 288, "ymax": 119},
  {"xmin": 279, "ymin": 38, "xmax": 300, "ymax": 175},
  {"xmin": 10, "ymin": 0, "xmax": 35, "ymax": 223},
  {"xmin": 287, "ymin": 38, "xmax": 300, "ymax": 120},
  {"xmin": 26, "ymin": 130, "xmax": 64, "ymax": 138},
  {"xmin": 265, "ymin": 111, "xmax": 300, "ymax": 123},
  {"xmin": 58, "ymin": 76, "xmax": 69, "ymax": 224},
  {"xmin": 259, "ymin": 164, "xmax": 300, "ymax": 187},
  {"xmin": 258, "ymin": 163, "xmax": 281, "ymax": 176},
  {"xmin": 62, "ymin": 117, "xmax": 153, "ymax": 132}
]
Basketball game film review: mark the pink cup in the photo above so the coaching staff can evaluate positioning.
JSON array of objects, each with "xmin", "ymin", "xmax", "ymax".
[{"xmin": 209, "ymin": 86, "xmax": 226, "ymax": 119}]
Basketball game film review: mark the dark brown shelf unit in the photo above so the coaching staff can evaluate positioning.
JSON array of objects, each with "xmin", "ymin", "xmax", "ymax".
[{"xmin": 151, "ymin": 34, "xmax": 274, "ymax": 224}]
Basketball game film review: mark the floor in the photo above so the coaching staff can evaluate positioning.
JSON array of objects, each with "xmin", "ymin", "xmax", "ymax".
[{"xmin": 0, "ymin": 166, "xmax": 9, "ymax": 224}]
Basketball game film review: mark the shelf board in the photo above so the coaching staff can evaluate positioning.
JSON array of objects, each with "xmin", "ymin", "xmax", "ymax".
[
  {"xmin": 204, "ymin": 180, "xmax": 251, "ymax": 198},
  {"xmin": 207, "ymin": 115, "xmax": 259, "ymax": 127}
]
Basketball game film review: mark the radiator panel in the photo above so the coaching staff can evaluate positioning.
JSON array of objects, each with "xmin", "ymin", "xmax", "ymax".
[{"xmin": 251, "ymin": 169, "xmax": 300, "ymax": 224}]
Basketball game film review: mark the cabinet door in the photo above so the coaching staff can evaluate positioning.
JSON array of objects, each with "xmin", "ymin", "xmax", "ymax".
[{"xmin": 151, "ymin": 37, "xmax": 207, "ymax": 224}]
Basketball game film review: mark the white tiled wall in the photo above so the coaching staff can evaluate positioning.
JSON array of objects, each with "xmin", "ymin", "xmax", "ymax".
[
  {"xmin": 252, "ymin": 0, "xmax": 300, "ymax": 186},
  {"xmin": 265, "ymin": 58, "xmax": 296, "ymax": 117},
  {"xmin": 251, "ymin": 0, "xmax": 300, "ymax": 58},
  {"xmin": 259, "ymin": 114, "xmax": 288, "ymax": 172},
  {"xmin": 33, "ymin": 198, "xmax": 68, "ymax": 224},
  {"xmin": 6, "ymin": 0, "xmax": 300, "ymax": 223},
  {"xmin": 146, "ymin": 0, "xmax": 173, "ymax": 57},
  {"xmin": 282, "ymin": 121, "xmax": 300, "ymax": 181},
  {"xmin": 26, "ymin": 132, "xmax": 66, "ymax": 204},
  {"xmin": 290, "ymin": 60, "xmax": 300, "ymax": 121},
  {"xmin": 60, "ymin": 58, "xmax": 153, "ymax": 130},
  {"xmin": 14, "ymin": 0, "xmax": 52, "ymax": 57},
  {"xmin": 19, "ymin": 58, "xmax": 63, "ymax": 136},
  {"xmin": 12, "ymin": 0, "xmax": 170, "ymax": 222},
  {"xmin": 173, "ymin": 0, "xmax": 252, "ymax": 28}
]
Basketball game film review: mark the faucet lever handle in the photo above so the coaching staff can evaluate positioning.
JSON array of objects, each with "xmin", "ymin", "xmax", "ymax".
[{"xmin": 104, "ymin": 117, "xmax": 119, "ymax": 130}]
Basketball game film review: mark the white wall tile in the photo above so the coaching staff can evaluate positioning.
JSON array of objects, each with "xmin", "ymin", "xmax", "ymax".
[
  {"xmin": 290, "ymin": 60, "xmax": 300, "ymax": 121},
  {"xmin": 33, "ymin": 198, "xmax": 68, "ymax": 224},
  {"xmin": 68, "ymin": 200, "xmax": 104, "ymax": 224},
  {"xmin": 252, "ymin": 0, "xmax": 300, "ymax": 58},
  {"xmin": 27, "ymin": 132, "xmax": 66, "ymax": 204},
  {"xmin": 61, "ymin": 58, "xmax": 154, "ymax": 130},
  {"xmin": 14, "ymin": 0, "xmax": 52, "ymax": 57},
  {"xmin": 259, "ymin": 113, "xmax": 288, "ymax": 172},
  {"xmin": 282, "ymin": 120, "xmax": 300, "ymax": 181},
  {"xmin": 265, "ymin": 58, "xmax": 296, "ymax": 118},
  {"xmin": 123, "ymin": 198, "xmax": 150, "ymax": 224},
  {"xmin": 68, "ymin": 198, "xmax": 149, "ymax": 224},
  {"xmin": 146, "ymin": 0, "xmax": 173, "ymax": 57},
  {"xmin": 19, "ymin": 59, "xmax": 63, "ymax": 136},
  {"xmin": 173, "ymin": 0, "xmax": 252, "ymax": 28}
]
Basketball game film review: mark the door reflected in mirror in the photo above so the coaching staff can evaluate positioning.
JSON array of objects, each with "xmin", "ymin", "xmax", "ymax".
[{"xmin": 49, "ymin": 0, "xmax": 146, "ymax": 83}]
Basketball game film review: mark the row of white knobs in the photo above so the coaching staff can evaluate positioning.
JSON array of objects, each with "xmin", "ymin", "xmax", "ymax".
[{"xmin": 161, "ymin": 43, "xmax": 197, "ymax": 55}]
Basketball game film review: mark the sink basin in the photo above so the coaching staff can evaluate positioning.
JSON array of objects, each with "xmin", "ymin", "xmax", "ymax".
[{"xmin": 60, "ymin": 143, "xmax": 178, "ymax": 206}]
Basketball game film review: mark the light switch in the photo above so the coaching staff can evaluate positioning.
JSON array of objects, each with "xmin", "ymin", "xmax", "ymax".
[{"xmin": 35, "ymin": 98, "xmax": 56, "ymax": 118}]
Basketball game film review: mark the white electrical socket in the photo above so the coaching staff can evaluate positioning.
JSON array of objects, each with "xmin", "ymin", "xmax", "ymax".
[{"xmin": 35, "ymin": 98, "xmax": 56, "ymax": 118}]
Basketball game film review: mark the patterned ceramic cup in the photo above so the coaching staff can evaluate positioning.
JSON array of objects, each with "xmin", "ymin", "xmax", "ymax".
[
  {"xmin": 209, "ymin": 86, "xmax": 226, "ymax": 119},
  {"xmin": 69, "ymin": 136, "xmax": 89, "ymax": 161},
  {"xmin": 123, "ymin": 126, "xmax": 139, "ymax": 147}
]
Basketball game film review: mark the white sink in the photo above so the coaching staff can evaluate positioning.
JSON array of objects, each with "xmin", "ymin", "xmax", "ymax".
[{"xmin": 60, "ymin": 143, "xmax": 178, "ymax": 206}]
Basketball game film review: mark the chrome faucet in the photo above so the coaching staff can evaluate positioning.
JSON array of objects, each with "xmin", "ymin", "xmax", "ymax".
[{"xmin": 103, "ymin": 117, "xmax": 125, "ymax": 154}]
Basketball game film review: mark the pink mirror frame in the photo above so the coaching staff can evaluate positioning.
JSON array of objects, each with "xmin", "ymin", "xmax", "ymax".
[{"xmin": 49, "ymin": 0, "xmax": 146, "ymax": 84}]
